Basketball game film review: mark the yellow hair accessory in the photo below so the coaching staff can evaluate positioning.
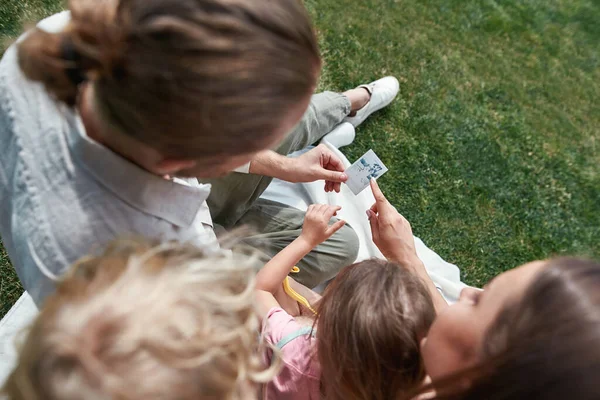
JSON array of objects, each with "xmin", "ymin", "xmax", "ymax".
[{"xmin": 283, "ymin": 267, "xmax": 317, "ymax": 315}]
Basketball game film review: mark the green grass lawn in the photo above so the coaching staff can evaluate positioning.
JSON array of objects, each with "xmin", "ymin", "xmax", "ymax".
[{"xmin": 1, "ymin": 0, "xmax": 599, "ymax": 317}]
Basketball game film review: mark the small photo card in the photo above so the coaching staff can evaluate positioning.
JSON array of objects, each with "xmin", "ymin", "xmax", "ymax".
[{"xmin": 344, "ymin": 149, "xmax": 388, "ymax": 195}]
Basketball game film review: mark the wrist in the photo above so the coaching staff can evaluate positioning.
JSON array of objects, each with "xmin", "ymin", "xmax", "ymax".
[
  {"xmin": 390, "ymin": 252, "xmax": 424, "ymax": 273},
  {"xmin": 279, "ymin": 157, "xmax": 298, "ymax": 182},
  {"xmin": 296, "ymin": 234, "xmax": 318, "ymax": 250},
  {"xmin": 248, "ymin": 151, "xmax": 268, "ymax": 175}
]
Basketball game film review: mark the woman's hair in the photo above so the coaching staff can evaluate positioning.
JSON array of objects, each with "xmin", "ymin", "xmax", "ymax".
[
  {"xmin": 316, "ymin": 259, "xmax": 436, "ymax": 400},
  {"xmin": 2, "ymin": 239, "xmax": 278, "ymax": 400},
  {"xmin": 413, "ymin": 257, "xmax": 600, "ymax": 400},
  {"xmin": 18, "ymin": 0, "xmax": 320, "ymax": 160}
]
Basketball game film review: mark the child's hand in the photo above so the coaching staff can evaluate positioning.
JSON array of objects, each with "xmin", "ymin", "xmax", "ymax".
[{"xmin": 300, "ymin": 204, "xmax": 346, "ymax": 247}]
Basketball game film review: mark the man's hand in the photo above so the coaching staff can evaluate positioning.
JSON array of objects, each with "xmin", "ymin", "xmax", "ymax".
[
  {"xmin": 248, "ymin": 146, "xmax": 347, "ymax": 192},
  {"xmin": 366, "ymin": 179, "xmax": 419, "ymax": 267},
  {"xmin": 300, "ymin": 204, "xmax": 345, "ymax": 247},
  {"xmin": 286, "ymin": 145, "xmax": 348, "ymax": 192}
]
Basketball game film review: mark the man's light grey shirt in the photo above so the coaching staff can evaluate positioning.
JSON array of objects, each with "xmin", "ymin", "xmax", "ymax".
[{"xmin": 0, "ymin": 14, "xmax": 217, "ymax": 305}]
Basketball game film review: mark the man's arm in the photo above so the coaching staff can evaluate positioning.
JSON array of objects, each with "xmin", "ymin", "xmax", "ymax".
[
  {"xmin": 247, "ymin": 150, "xmax": 288, "ymax": 179},
  {"xmin": 247, "ymin": 145, "xmax": 348, "ymax": 193}
]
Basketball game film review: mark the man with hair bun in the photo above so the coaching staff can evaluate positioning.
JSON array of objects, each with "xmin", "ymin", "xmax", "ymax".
[{"xmin": 0, "ymin": 0, "xmax": 399, "ymax": 304}]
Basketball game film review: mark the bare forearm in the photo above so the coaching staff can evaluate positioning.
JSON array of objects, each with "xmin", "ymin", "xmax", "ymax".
[
  {"xmin": 248, "ymin": 150, "xmax": 290, "ymax": 180},
  {"xmin": 393, "ymin": 254, "xmax": 448, "ymax": 314},
  {"xmin": 255, "ymin": 236, "xmax": 313, "ymax": 294},
  {"xmin": 416, "ymin": 264, "xmax": 448, "ymax": 314}
]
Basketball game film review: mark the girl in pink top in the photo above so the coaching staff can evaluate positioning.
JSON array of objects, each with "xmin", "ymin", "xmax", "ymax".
[
  {"xmin": 256, "ymin": 204, "xmax": 342, "ymax": 400},
  {"xmin": 256, "ymin": 182, "xmax": 440, "ymax": 400}
]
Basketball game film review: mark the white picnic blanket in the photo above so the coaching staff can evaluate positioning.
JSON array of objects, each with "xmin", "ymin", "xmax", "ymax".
[{"xmin": 0, "ymin": 293, "xmax": 37, "ymax": 383}]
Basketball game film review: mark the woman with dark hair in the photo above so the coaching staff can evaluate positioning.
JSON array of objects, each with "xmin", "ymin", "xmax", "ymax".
[
  {"xmin": 417, "ymin": 257, "xmax": 600, "ymax": 400},
  {"xmin": 367, "ymin": 178, "xmax": 600, "ymax": 400}
]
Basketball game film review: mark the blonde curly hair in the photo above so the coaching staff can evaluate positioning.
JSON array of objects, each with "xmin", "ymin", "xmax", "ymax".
[{"xmin": 3, "ymin": 239, "xmax": 278, "ymax": 400}]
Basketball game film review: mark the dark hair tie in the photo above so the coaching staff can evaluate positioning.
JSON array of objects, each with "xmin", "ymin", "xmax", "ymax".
[{"xmin": 61, "ymin": 38, "xmax": 87, "ymax": 86}]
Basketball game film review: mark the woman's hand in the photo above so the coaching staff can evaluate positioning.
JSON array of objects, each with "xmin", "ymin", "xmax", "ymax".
[
  {"xmin": 367, "ymin": 179, "xmax": 448, "ymax": 312},
  {"xmin": 367, "ymin": 179, "xmax": 449, "ymax": 312},
  {"xmin": 366, "ymin": 179, "xmax": 419, "ymax": 267},
  {"xmin": 300, "ymin": 204, "xmax": 346, "ymax": 247}
]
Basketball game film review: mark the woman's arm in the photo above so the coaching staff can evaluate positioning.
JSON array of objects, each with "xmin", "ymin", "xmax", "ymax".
[
  {"xmin": 255, "ymin": 204, "xmax": 346, "ymax": 319},
  {"xmin": 367, "ymin": 179, "xmax": 448, "ymax": 313}
]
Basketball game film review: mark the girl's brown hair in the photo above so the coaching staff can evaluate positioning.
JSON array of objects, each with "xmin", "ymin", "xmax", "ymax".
[
  {"xmin": 410, "ymin": 257, "xmax": 600, "ymax": 400},
  {"xmin": 18, "ymin": 0, "xmax": 320, "ymax": 159},
  {"xmin": 316, "ymin": 259, "xmax": 436, "ymax": 400}
]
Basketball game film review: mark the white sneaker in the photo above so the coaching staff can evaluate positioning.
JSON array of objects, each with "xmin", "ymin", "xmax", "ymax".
[
  {"xmin": 343, "ymin": 76, "xmax": 400, "ymax": 128},
  {"xmin": 321, "ymin": 122, "xmax": 356, "ymax": 149}
]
